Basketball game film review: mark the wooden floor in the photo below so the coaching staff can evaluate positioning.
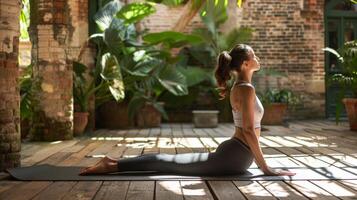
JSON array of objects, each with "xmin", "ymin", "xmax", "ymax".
[{"xmin": 1, "ymin": 119, "xmax": 357, "ymax": 199}]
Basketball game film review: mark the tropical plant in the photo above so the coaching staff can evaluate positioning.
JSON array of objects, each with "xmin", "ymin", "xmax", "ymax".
[
  {"xmin": 20, "ymin": 63, "xmax": 34, "ymax": 121},
  {"xmin": 323, "ymin": 40, "xmax": 357, "ymax": 123},
  {"xmin": 177, "ymin": 0, "xmax": 253, "ymax": 102},
  {"xmin": 75, "ymin": 0, "xmax": 154, "ymax": 110},
  {"xmin": 256, "ymin": 88, "xmax": 302, "ymax": 111},
  {"xmin": 20, "ymin": 0, "xmax": 30, "ymax": 40},
  {"xmin": 124, "ymin": 33, "xmax": 205, "ymax": 121},
  {"xmin": 73, "ymin": 53, "xmax": 124, "ymax": 112},
  {"xmin": 81, "ymin": 0, "xmax": 208, "ymax": 123}
]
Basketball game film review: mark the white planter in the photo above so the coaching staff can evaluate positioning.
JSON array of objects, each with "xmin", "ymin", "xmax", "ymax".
[{"xmin": 192, "ymin": 110, "xmax": 220, "ymax": 128}]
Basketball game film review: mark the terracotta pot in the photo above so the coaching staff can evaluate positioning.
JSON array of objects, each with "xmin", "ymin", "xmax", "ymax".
[
  {"xmin": 96, "ymin": 100, "xmax": 133, "ymax": 129},
  {"xmin": 342, "ymin": 98, "xmax": 357, "ymax": 131},
  {"xmin": 261, "ymin": 103, "xmax": 288, "ymax": 125},
  {"xmin": 136, "ymin": 102, "xmax": 164, "ymax": 128},
  {"xmin": 74, "ymin": 112, "xmax": 89, "ymax": 136}
]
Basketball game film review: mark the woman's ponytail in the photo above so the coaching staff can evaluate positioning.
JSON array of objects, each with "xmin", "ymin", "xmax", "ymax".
[{"xmin": 214, "ymin": 51, "xmax": 232, "ymax": 100}]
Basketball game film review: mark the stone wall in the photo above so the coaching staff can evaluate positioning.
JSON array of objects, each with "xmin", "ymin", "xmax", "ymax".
[{"xmin": 0, "ymin": 0, "xmax": 21, "ymax": 171}]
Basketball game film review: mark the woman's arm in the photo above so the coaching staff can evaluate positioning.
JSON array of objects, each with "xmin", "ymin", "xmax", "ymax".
[
  {"xmin": 240, "ymin": 86, "xmax": 295, "ymax": 176},
  {"xmin": 240, "ymin": 86, "xmax": 269, "ymax": 172}
]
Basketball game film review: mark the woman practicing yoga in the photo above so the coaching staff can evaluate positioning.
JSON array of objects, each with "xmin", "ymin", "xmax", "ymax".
[{"xmin": 79, "ymin": 44, "xmax": 296, "ymax": 176}]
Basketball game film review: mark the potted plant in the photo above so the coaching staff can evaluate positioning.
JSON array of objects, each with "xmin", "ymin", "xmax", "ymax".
[
  {"xmin": 124, "ymin": 48, "xmax": 191, "ymax": 127},
  {"xmin": 257, "ymin": 88, "xmax": 302, "ymax": 125},
  {"xmin": 174, "ymin": 0, "xmax": 253, "ymax": 126},
  {"xmin": 121, "ymin": 26, "xmax": 205, "ymax": 127},
  {"xmin": 73, "ymin": 52, "xmax": 125, "ymax": 135},
  {"xmin": 19, "ymin": 63, "xmax": 34, "ymax": 140},
  {"xmin": 323, "ymin": 40, "xmax": 357, "ymax": 130}
]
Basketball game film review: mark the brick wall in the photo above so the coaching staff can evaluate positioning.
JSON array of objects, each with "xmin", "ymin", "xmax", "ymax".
[
  {"xmin": 141, "ymin": 2, "xmax": 204, "ymax": 33},
  {"xmin": 142, "ymin": 0, "xmax": 326, "ymax": 119},
  {"xmin": 0, "ymin": 0, "xmax": 21, "ymax": 171},
  {"xmin": 241, "ymin": 0, "xmax": 325, "ymax": 119},
  {"xmin": 29, "ymin": 0, "xmax": 92, "ymax": 141}
]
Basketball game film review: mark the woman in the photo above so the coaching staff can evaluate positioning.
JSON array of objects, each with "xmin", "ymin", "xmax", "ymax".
[{"xmin": 79, "ymin": 44, "xmax": 296, "ymax": 176}]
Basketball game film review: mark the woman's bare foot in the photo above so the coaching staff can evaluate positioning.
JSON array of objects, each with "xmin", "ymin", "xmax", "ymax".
[{"xmin": 79, "ymin": 156, "xmax": 119, "ymax": 175}]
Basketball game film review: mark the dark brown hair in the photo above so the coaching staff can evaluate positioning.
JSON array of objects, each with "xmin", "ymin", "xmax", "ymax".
[{"xmin": 214, "ymin": 44, "xmax": 251, "ymax": 100}]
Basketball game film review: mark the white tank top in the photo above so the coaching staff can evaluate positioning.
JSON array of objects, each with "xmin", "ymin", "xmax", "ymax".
[{"xmin": 231, "ymin": 82, "xmax": 264, "ymax": 128}]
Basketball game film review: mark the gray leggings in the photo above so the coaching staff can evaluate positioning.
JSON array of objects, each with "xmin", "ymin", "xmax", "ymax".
[{"xmin": 117, "ymin": 137, "xmax": 254, "ymax": 176}]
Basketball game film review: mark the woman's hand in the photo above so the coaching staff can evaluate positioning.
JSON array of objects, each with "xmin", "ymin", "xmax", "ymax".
[{"xmin": 263, "ymin": 167, "xmax": 296, "ymax": 176}]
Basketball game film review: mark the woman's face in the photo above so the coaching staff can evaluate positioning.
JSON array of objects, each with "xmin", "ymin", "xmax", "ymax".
[{"xmin": 247, "ymin": 49, "xmax": 261, "ymax": 71}]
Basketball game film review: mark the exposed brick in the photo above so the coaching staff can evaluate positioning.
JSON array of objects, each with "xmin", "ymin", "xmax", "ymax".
[{"xmin": 141, "ymin": 0, "xmax": 326, "ymax": 119}]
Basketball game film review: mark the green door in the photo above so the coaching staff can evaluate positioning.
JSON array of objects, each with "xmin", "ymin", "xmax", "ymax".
[{"xmin": 325, "ymin": 0, "xmax": 357, "ymax": 119}]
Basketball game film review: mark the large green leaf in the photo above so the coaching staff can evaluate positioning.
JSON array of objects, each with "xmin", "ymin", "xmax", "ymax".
[
  {"xmin": 116, "ymin": 2, "xmax": 156, "ymax": 24},
  {"xmin": 94, "ymin": 0, "xmax": 123, "ymax": 31},
  {"xmin": 176, "ymin": 66, "xmax": 209, "ymax": 87},
  {"xmin": 157, "ymin": 65, "xmax": 188, "ymax": 96},
  {"xmin": 143, "ymin": 31, "xmax": 203, "ymax": 48},
  {"xmin": 103, "ymin": 18, "xmax": 126, "ymax": 56},
  {"xmin": 100, "ymin": 53, "xmax": 125, "ymax": 101},
  {"xmin": 146, "ymin": 0, "xmax": 185, "ymax": 7},
  {"xmin": 200, "ymin": 0, "xmax": 228, "ymax": 35}
]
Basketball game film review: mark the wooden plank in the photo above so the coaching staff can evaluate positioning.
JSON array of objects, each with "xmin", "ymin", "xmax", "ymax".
[
  {"xmin": 156, "ymin": 181, "xmax": 184, "ymax": 200},
  {"xmin": 125, "ymin": 181, "xmax": 155, "ymax": 200},
  {"xmin": 180, "ymin": 180, "xmax": 214, "ymax": 200},
  {"xmin": 0, "ymin": 181, "xmax": 22, "ymax": 193},
  {"xmin": 171, "ymin": 123, "xmax": 192, "ymax": 154},
  {"xmin": 61, "ymin": 181, "xmax": 102, "ymax": 200},
  {"xmin": 143, "ymin": 126, "xmax": 162, "ymax": 154},
  {"xmin": 21, "ymin": 139, "xmax": 80, "ymax": 166},
  {"xmin": 259, "ymin": 181, "xmax": 309, "ymax": 200},
  {"xmin": 285, "ymin": 181, "xmax": 339, "ymax": 200},
  {"xmin": 93, "ymin": 181, "xmax": 130, "ymax": 200},
  {"xmin": 233, "ymin": 180, "xmax": 276, "ymax": 200},
  {"xmin": 158, "ymin": 136, "xmax": 176, "ymax": 154},
  {"xmin": 196, "ymin": 137, "xmax": 219, "ymax": 153},
  {"xmin": 310, "ymin": 180, "xmax": 357, "ymax": 200},
  {"xmin": 37, "ymin": 151, "xmax": 73, "ymax": 165},
  {"xmin": 276, "ymin": 146, "xmax": 357, "ymax": 179},
  {"xmin": 182, "ymin": 123, "xmax": 195, "ymax": 137},
  {"xmin": 87, "ymin": 141, "xmax": 118, "ymax": 157},
  {"xmin": 208, "ymin": 181, "xmax": 246, "ymax": 200},
  {"xmin": 339, "ymin": 180, "xmax": 357, "ymax": 191},
  {"xmin": 59, "ymin": 140, "xmax": 105, "ymax": 166},
  {"xmin": 0, "ymin": 172, "xmax": 10, "ymax": 180},
  {"xmin": 0, "ymin": 181, "xmax": 52, "ymax": 200},
  {"xmin": 31, "ymin": 181, "xmax": 76, "ymax": 200}
]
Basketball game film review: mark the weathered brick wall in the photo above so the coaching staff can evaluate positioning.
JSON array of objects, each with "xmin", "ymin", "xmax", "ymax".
[
  {"xmin": 142, "ymin": 0, "xmax": 326, "ymax": 119},
  {"xmin": 141, "ymin": 2, "xmax": 204, "ymax": 33},
  {"xmin": 29, "ymin": 0, "xmax": 92, "ymax": 141},
  {"xmin": 241, "ymin": 0, "xmax": 325, "ymax": 119},
  {"xmin": 0, "ymin": 0, "xmax": 21, "ymax": 171}
]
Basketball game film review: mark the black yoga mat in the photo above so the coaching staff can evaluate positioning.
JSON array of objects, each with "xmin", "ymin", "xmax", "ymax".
[{"xmin": 5, "ymin": 164, "xmax": 357, "ymax": 181}]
